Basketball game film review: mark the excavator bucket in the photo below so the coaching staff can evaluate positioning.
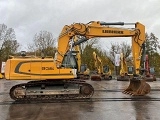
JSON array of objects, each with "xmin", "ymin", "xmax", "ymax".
[
  {"xmin": 91, "ymin": 74, "xmax": 102, "ymax": 81},
  {"xmin": 145, "ymin": 75, "xmax": 156, "ymax": 82},
  {"xmin": 123, "ymin": 77, "xmax": 151, "ymax": 96},
  {"xmin": 117, "ymin": 75, "xmax": 130, "ymax": 81}
]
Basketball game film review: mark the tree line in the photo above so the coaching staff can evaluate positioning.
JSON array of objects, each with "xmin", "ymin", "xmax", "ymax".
[{"xmin": 0, "ymin": 23, "xmax": 160, "ymax": 75}]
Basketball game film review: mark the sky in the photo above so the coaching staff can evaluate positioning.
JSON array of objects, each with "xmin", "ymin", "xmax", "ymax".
[{"xmin": 0, "ymin": 0, "xmax": 160, "ymax": 51}]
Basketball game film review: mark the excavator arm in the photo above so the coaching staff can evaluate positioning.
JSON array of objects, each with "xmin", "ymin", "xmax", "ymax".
[
  {"xmin": 93, "ymin": 51, "xmax": 103, "ymax": 74},
  {"xmin": 119, "ymin": 53, "xmax": 128, "ymax": 76},
  {"xmin": 56, "ymin": 21, "xmax": 145, "ymax": 75}
]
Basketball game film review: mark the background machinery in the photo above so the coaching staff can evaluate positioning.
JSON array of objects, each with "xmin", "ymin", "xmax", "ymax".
[
  {"xmin": 117, "ymin": 53, "xmax": 130, "ymax": 81},
  {"xmin": 79, "ymin": 64, "xmax": 90, "ymax": 80},
  {"xmin": 5, "ymin": 21, "xmax": 151, "ymax": 101},
  {"xmin": 91, "ymin": 51, "xmax": 112, "ymax": 81},
  {"xmin": 144, "ymin": 55, "xmax": 156, "ymax": 81},
  {"xmin": 127, "ymin": 66, "xmax": 134, "ymax": 76}
]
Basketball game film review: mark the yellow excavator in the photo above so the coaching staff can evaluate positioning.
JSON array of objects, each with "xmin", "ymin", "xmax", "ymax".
[
  {"xmin": 91, "ymin": 51, "xmax": 112, "ymax": 81},
  {"xmin": 5, "ymin": 21, "xmax": 151, "ymax": 101},
  {"xmin": 117, "ymin": 53, "xmax": 130, "ymax": 81}
]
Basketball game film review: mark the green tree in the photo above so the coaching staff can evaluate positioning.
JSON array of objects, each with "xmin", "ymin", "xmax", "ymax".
[
  {"xmin": 145, "ymin": 33, "xmax": 159, "ymax": 55},
  {"xmin": 145, "ymin": 33, "xmax": 160, "ymax": 73},
  {"xmin": 0, "ymin": 24, "xmax": 20, "ymax": 61},
  {"xmin": 81, "ymin": 44, "xmax": 95, "ymax": 70},
  {"xmin": 80, "ymin": 38, "xmax": 100, "ymax": 70},
  {"xmin": 150, "ymin": 52, "xmax": 160, "ymax": 75}
]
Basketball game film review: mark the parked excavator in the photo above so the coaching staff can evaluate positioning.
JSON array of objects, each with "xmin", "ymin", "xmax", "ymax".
[
  {"xmin": 5, "ymin": 21, "xmax": 151, "ymax": 101},
  {"xmin": 117, "ymin": 53, "xmax": 130, "ymax": 81},
  {"xmin": 79, "ymin": 64, "xmax": 90, "ymax": 80},
  {"xmin": 91, "ymin": 51, "xmax": 112, "ymax": 81},
  {"xmin": 144, "ymin": 55, "xmax": 156, "ymax": 81}
]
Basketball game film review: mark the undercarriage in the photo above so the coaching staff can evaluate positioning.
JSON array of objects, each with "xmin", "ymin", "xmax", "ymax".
[{"xmin": 10, "ymin": 80, "xmax": 94, "ymax": 101}]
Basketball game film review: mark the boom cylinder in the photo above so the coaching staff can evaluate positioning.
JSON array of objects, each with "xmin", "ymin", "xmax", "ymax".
[
  {"xmin": 100, "ymin": 22, "xmax": 136, "ymax": 26},
  {"xmin": 73, "ymin": 37, "xmax": 88, "ymax": 46},
  {"xmin": 100, "ymin": 22, "xmax": 125, "ymax": 26}
]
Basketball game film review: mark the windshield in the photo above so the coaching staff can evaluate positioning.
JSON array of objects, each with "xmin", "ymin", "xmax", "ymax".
[
  {"xmin": 80, "ymin": 65, "xmax": 87, "ymax": 72},
  {"xmin": 128, "ymin": 66, "xmax": 134, "ymax": 74},
  {"xmin": 61, "ymin": 53, "xmax": 78, "ymax": 69},
  {"xmin": 103, "ymin": 66, "xmax": 109, "ymax": 73},
  {"xmin": 150, "ymin": 67, "xmax": 155, "ymax": 74}
]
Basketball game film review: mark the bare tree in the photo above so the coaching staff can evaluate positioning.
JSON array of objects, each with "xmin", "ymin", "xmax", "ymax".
[
  {"xmin": 121, "ymin": 42, "xmax": 132, "ymax": 58},
  {"xmin": 105, "ymin": 42, "xmax": 131, "ymax": 66},
  {"xmin": 0, "ymin": 24, "xmax": 7, "ymax": 42},
  {"xmin": 80, "ymin": 37, "xmax": 100, "ymax": 52},
  {"xmin": 28, "ymin": 31, "xmax": 56, "ymax": 57}
]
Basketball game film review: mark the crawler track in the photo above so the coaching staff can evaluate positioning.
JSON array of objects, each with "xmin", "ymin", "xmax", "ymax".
[{"xmin": 9, "ymin": 80, "xmax": 94, "ymax": 101}]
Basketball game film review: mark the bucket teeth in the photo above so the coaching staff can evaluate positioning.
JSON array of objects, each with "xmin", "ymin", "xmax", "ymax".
[{"xmin": 123, "ymin": 78, "xmax": 151, "ymax": 96}]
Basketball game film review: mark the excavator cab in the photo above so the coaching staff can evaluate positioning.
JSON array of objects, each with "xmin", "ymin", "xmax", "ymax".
[
  {"xmin": 150, "ymin": 67, "xmax": 155, "ymax": 74},
  {"xmin": 61, "ymin": 52, "xmax": 78, "ymax": 69},
  {"xmin": 79, "ymin": 64, "xmax": 90, "ymax": 80},
  {"xmin": 102, "ymin": 65, "xmax": 112, "ymax": 80},
  {"xmin": 144, "ymin": 55, "xmax": 156, "ymax": 81},
  {"xmin": 145, "ymin": 67, "xmax": 156, "ymax": 81},
  {"xmin": 103, "ymin": 65, "xmax": 109, "ymax": 73},
  {"xmin": 150, "ymin": 67, "xmax": 156, "ymax": 81},
  {"xmin": 80, "ymin": 64, "xmax": 87, "ymax": 73},
  {"xmin": 127, "ymin": 66, "xmax": 134, "ymax": 76}
]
